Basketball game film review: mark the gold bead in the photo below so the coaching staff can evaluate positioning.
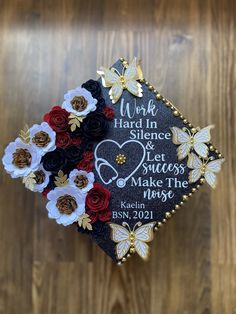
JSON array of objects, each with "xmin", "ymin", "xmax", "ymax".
[
  {"xmin": 192, "ymin": 188, "xmax": 196, "ymax": 193},
  {"xmin": 180, "ymin": 115, "xmax": 184, "ymax": 119},
  {"xmin": 145, "ymin": 81, "xmax": 149, "ymax": 86},
  {"xmin": 188, "ymin": 123, "xmax": 192, "ymax": 127},
  {"xmin": 171, "ymin": 209, "xmax": 176, "ymax": 214},
  {"xmin": 175, "ymin": 204, "xmax": 180, "ymax": 210},
  {"xmin": 154, "ymin": 226, "xmax": 158, "ymax": 231},
  {"xmin": 165, "ymin": 101, "xmax": 171, "ymax": 107},
  {"xmin": 209, "ymin": 145, "xmax": 214, "ymax": 151},
  {"xmin": 218, "ymin": 153, "xmax": 222, "ymax": 158},
  {"xmin": 120, "ymin": 57, "xmax": 124, "ymax": 61},
  {"xmin": 140, "ymin": 78, "xmax": 145, "ymax": 83},
  {"xmin": 183, "ymin": 119, "xmax": 188, "ymax": 124},
  {"xmin": 188, "ymin": 192, "xmax": 192, "ymax": 197},
  {"xmin": 153, "ymin": 89, "xmax": 157, "ymax": 93},
  {"xmin": 148, "ymin": 85, "xmax": 153, "ymax": 90},
  {"xmin": 196, "ymin": 184, "xmax": 200, "ymax": 189},
  {"xmin": 117, "ymin": 261, "xmax": 122, "ymax": 266},
  {"xmin": 122, "ymin": 257, "xmax": 126, "ymax": 262},
  {"xmin": 182, "ymin": 195, "xmax": 188, "ymax": 201},
  {"xmin": 130, "ymin": 248, "xmax": 135, "ymax": 254},
  {"xmin": 127, "ymin": 254, "xmax": 131, "ymax": 258},
  {"xmin": 200, "ymin": 178, "xmax": 205, "ymax": 184},
  {"xmin": 157, "ymin": 222, "xmax": 163, "ymax": 227},
  {"xmin": 162, "ymin": 97, "xmax": 166, "ymax": 102},
  {"xmin": 162, "ymin": 218, "xmax": 167, "ymax": 223},
  {"xmin": 173, "ymin": 110, "xmax": 179, "ymax": 116},
  {"xmin": 165, "ymin": 212, "xmax": 172, "ymax": 219},
  {"xmin": 180, "ymin": 201, "xmax": 184, "ymax": 206},
  {"xmin": 156, "ymin": 93, "xmax": 162, "ymax": 100},
  {"xmin": 191, "ymin": 128, "xmax": 197, "ymax": 134},
  {"xmin": 215, "ymin": 149, "xmax": 219, "ymax": 154}
]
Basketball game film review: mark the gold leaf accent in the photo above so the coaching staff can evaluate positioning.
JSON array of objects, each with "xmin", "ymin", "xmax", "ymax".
[
  {"xmin": 68, "ymin": 114, "xmax": 84, "ymax": 132},
  {"xmin": 78, "ymin": 213, "xmax": 93, "ymax": 231},
  {"xmin": 54, "ymin": 170, "xmax": 68, "ymax": 187},
  {"xmin": 19, "ymin": 124, "xmax": 30, "ymax": 144},
  {"xmin": 22, "ymin": 172, "xmax": 36, "ymax": 191}
]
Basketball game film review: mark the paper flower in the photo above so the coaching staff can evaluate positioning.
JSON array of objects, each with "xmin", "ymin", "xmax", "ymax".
[
  {"xmin": 2, "ymin": 138, "xmax": 41, "ymax": 178},
  {"xmin": 62, "ymin": 87, "xmax": 97, "ymax": 117},
  {"xmin": 46, "ymin": 186, "xmax": 86, "ymax": 226},
  {"xmin": 69, "ymin": 169, "xmax": 95, "ymax": 193},
  {"xmin": 29, "ymin": 122, "xmax": 56, "ymax": 156},
  {"xmin": 22, "ymin": 164, "xmax": 50, "ymax": 192}
]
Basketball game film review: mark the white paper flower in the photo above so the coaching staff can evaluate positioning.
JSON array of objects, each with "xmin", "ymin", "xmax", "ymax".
[
  {"xmin": 2, "ymin": 138, "xmax": 41, "ymax": 178},
  {"xmin": 69, "ymin": 169, "xmax": 95, "ymax": 193},
  {"xmin": 29, "ymin": 122, "xmax": 56, "ymax": 156},
  {"xmin": 62, "ymin": 87, "xmax": 97, "ymax": 117},
  {"xmin": 46, "ymin": 186, "xmax": 86, "ymax": 226},
  {"xmin": 29, "ymin": 164, "xmax": 50, "ymax": 192}
]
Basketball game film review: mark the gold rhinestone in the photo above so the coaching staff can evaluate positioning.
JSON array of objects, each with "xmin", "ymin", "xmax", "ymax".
[
  {"xmin": 127, "ymin": 254, "xmax": 131, "ymax": 258},
  {"xmin": 162, "ymin": 218, "xmax": 167, "ymax": 223},
  {"xmin": 200, "ymin": 178, "xmax": 205, "ymax": 184},
  {"xmin": 180, "ymin": 201, "xmax": 184, "ymax": 205},
  {"xmin": 192, "ymin": 188, "xmax": 196, "ymax": 193},
  {"xmin": 117, "ymin": 261, "xmax": 122, "ymax": 266},
  {"xmin": 145, "ymin": 81, "xmax": 149, "ymax": 86},
  {"xmin": 154, "ymin": 226, "xmax": 158, "ymax": 231},
  {"xmin": 130, "ymin": 248, "xmax": 136, "ymax": 254},
  {"xmin": 157, "ymin": 222, "xmax": 163, "ymax": 227},
  {"xmin": 183, "ymin": 119, "xmax": 188, "ymax": 124},
  {"xmin": 173, "ymin": 110, "xmax": 179, "ymax": 116},
  {"xmin": 218, "ymin": 153, "xmax": 222, "ymax": 158},
  {"xmin": 153, "ymin": 89, "xmax": 157, "ymax": 93},
  {"xmin": 209, "ymin": 145, "xmax": 214, "ymax": 151},
  {"xmin": 120, "ymin": 58, "xmax": 124, "ymax": 61},
  {"xmin": 140, "ymin": 78, "xmax": 145, "ymax": 83},
  {"xmin": 196, "ymin": 184, "xmax": 200, "ymax": 189},
  {"xmin": 148, "ymin": 85, "xmax": 153, "ymax": 90},
  {"xmin": 171, "ymin": 209, "xmax": 176, "ymax": 214},
  {"xmin": 188, "ymin": 192, "xmax": 192, "ymax": 197},
  {"xmin": 191, "ymin": 128, "xmax": 197, "ymax": 134},
  {"xmin": 165, "ymin": 212, "xmax": 171, "ymax": 219},
  {"xmin": 180, "ymin": 115, "xmax": 184, "ymax": 119},
  {"xmin": 115, "ymin": 154, "xmax": 126, "ymax": 165},
  {"xmin": 175, "ymin": 204, "xmax": 180, "ymax": 210},
  {"xmin": 183, "ymin": 195, "xmax": 188, "ymax": 201},
  {"xmin": 188, "ymin": 123, "xmax": 192, "ymax": 127},
  {"xmin": 122, "ymin": 257, "xmax": 126, "ymax": 262},
  {"xmin": 165, "ymin": 101, "xmax": 171, "ymax": 106},
  {"xmin": 162, "ymin": 97, "xmax": 166, "ymax": 102},
  {"xmin": 156, "ymin": 94, "xmax": 162, "ymax": 100},
  {"xmin": 215, "ymin": 149, "xmax": 219, "ymax": 154}
]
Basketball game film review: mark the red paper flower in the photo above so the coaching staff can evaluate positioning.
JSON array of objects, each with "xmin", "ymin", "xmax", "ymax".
[
  {"xmin": 102, "ymin": 107, "xmax": 115, "ymax": 120},
  {"xmin": 98, "ymin": 208, "xmax": 112, "ymax": 222},
  {"xmin": 71, "ymin": 137, "xmax": 82, "ymax": 146},
  {"xmin": 56, "ymin": 132, "xmax": 72, "ymax": 148},
  {"xmin": 77, "ymin": 159, "xmax": 94, "ymax": 172},
  {"xmin": 86, "ymin": 183, "xmax": 110, "ymax": 213},
  {"xmin": 83, "ymin": 151, "xmax": 94, "ymax": 162},
  {"xmin": 42, "ymin": 187, "xmax": 51, "ymax": 197},
  {"xmin": 43, "ymin": 106, "xmax": 70, "ymax": 133}
]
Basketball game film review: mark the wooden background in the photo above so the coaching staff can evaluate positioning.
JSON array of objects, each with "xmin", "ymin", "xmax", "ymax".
[{"xmin": 0, "ymin": 0, "xmax": 235, "ymax": 313}]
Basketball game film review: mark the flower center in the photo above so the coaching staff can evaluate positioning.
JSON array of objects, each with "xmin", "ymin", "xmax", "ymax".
[
  {"xmin": 32, "ymin": 131, "xmax": 51, "ymax": 147},
  {"xmin": 56, "ymin": 194, "xmax": 77, "ymax": 215},
  {"xmin": 74, "ymin": 174, "xmax": 88, "ymax": 189},
  {"xmin": 115, "ymin": 153, "xmax": 127, "ymax": 165},
  {"xmin": 71, "ymin": 96, "xmax": 88, "ymax": 112},
  {"xmin": 12, "ymin": 148, "xmax": 32, "ymax": 168},
  {"xmin": 34, "ymin": 170, "xmax": 46, "ymax": 184}
]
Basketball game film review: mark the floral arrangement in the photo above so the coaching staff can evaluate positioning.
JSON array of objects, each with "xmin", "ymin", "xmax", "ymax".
[{"xmin": 2, "ymin": 80, "xmax": 115, "ymax": 230}]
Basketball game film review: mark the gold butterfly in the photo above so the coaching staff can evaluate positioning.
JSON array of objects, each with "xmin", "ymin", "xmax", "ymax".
[
  {"xmin": 109, "ymin": 221, "xmax": 156, "ymax": 260},
  {"xmin": 170, "ymin": 125, "xmax": 214, "ymax": 160},
  {"xmin": 187, "ymin": 153, "xmax": 224, "ymax": 188},
  {"xmin": 97, "ymin": 58, "xmax": 143, "ymax": 104}
]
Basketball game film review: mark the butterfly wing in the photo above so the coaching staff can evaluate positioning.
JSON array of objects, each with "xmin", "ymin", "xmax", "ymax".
[
  {"xmin": 170, "ymin": 127, "xmax": 191, "ymax": 160},
  {"xmin": 124, "ymin": 58, "xmax": 143, "ymax": 97},
  {"xmin": 193, "ymin": 125, "xmax": 214, "ymax": 158},
  {"xmin": 110, "ymin": 223, "xmax": 131, "ymax": 260},
  {"xmin": 204, "ymin": 159, "xmax": 224, "ymax": 188},
  {"xmin": 187, "ymin": 153, "xmax": 203, "ymax": 183},
  {"xmin": 134, "ymin": 240, "xmax": 150, "ymax": 260},
  {"xmin": 97, "ymin": 67, "xmax": 120, "ymax": 87},
  {"xmin": 177, "ymin": 143, "xmax": 191, "ymax": 160},
  {"xmin": 109, "ymin": 83, "xmax": 123, "ymax": 104},
  {"xmin": 134, "ymin": 222, "xmax": 156, "ymax": 242}
]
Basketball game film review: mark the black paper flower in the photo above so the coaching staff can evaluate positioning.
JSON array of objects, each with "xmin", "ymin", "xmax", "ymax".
[
  {"xmin": 82, "ymin": 112, "xmax": 109, "ymax": 140},
  {"xmin": 64, "ymin": 145, "xmax": 83, "ymax": 164},
  {"xmin": 82, "ymin": 80, "xmax": 102, "ymax": 100},
  {"xmin": 42, "ymin": 148, "xmax": 67, "ymax": 173}
]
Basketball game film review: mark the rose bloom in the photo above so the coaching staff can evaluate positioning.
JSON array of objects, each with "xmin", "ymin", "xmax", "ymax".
[
  {"xmin": 43, "ymin": 106, "xmax": 70, "ymax": 133},
  {"xmin": 86, "ymin": 182, "xmax": 110, "ymax": 212},
  {"xmin": 77, "ymin": 159, "xmax": 94, "ymax": 172},
  {"xmin": 56, "ymin": 132, "xmax": 72, "ymax": 148},
  {"xmin": 83, "ymin": 151, "xmax": 94, "ymax": 162},
  {"xmin": 102, "ymin": 107, "xmax": 115, "ymax": 120}
]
